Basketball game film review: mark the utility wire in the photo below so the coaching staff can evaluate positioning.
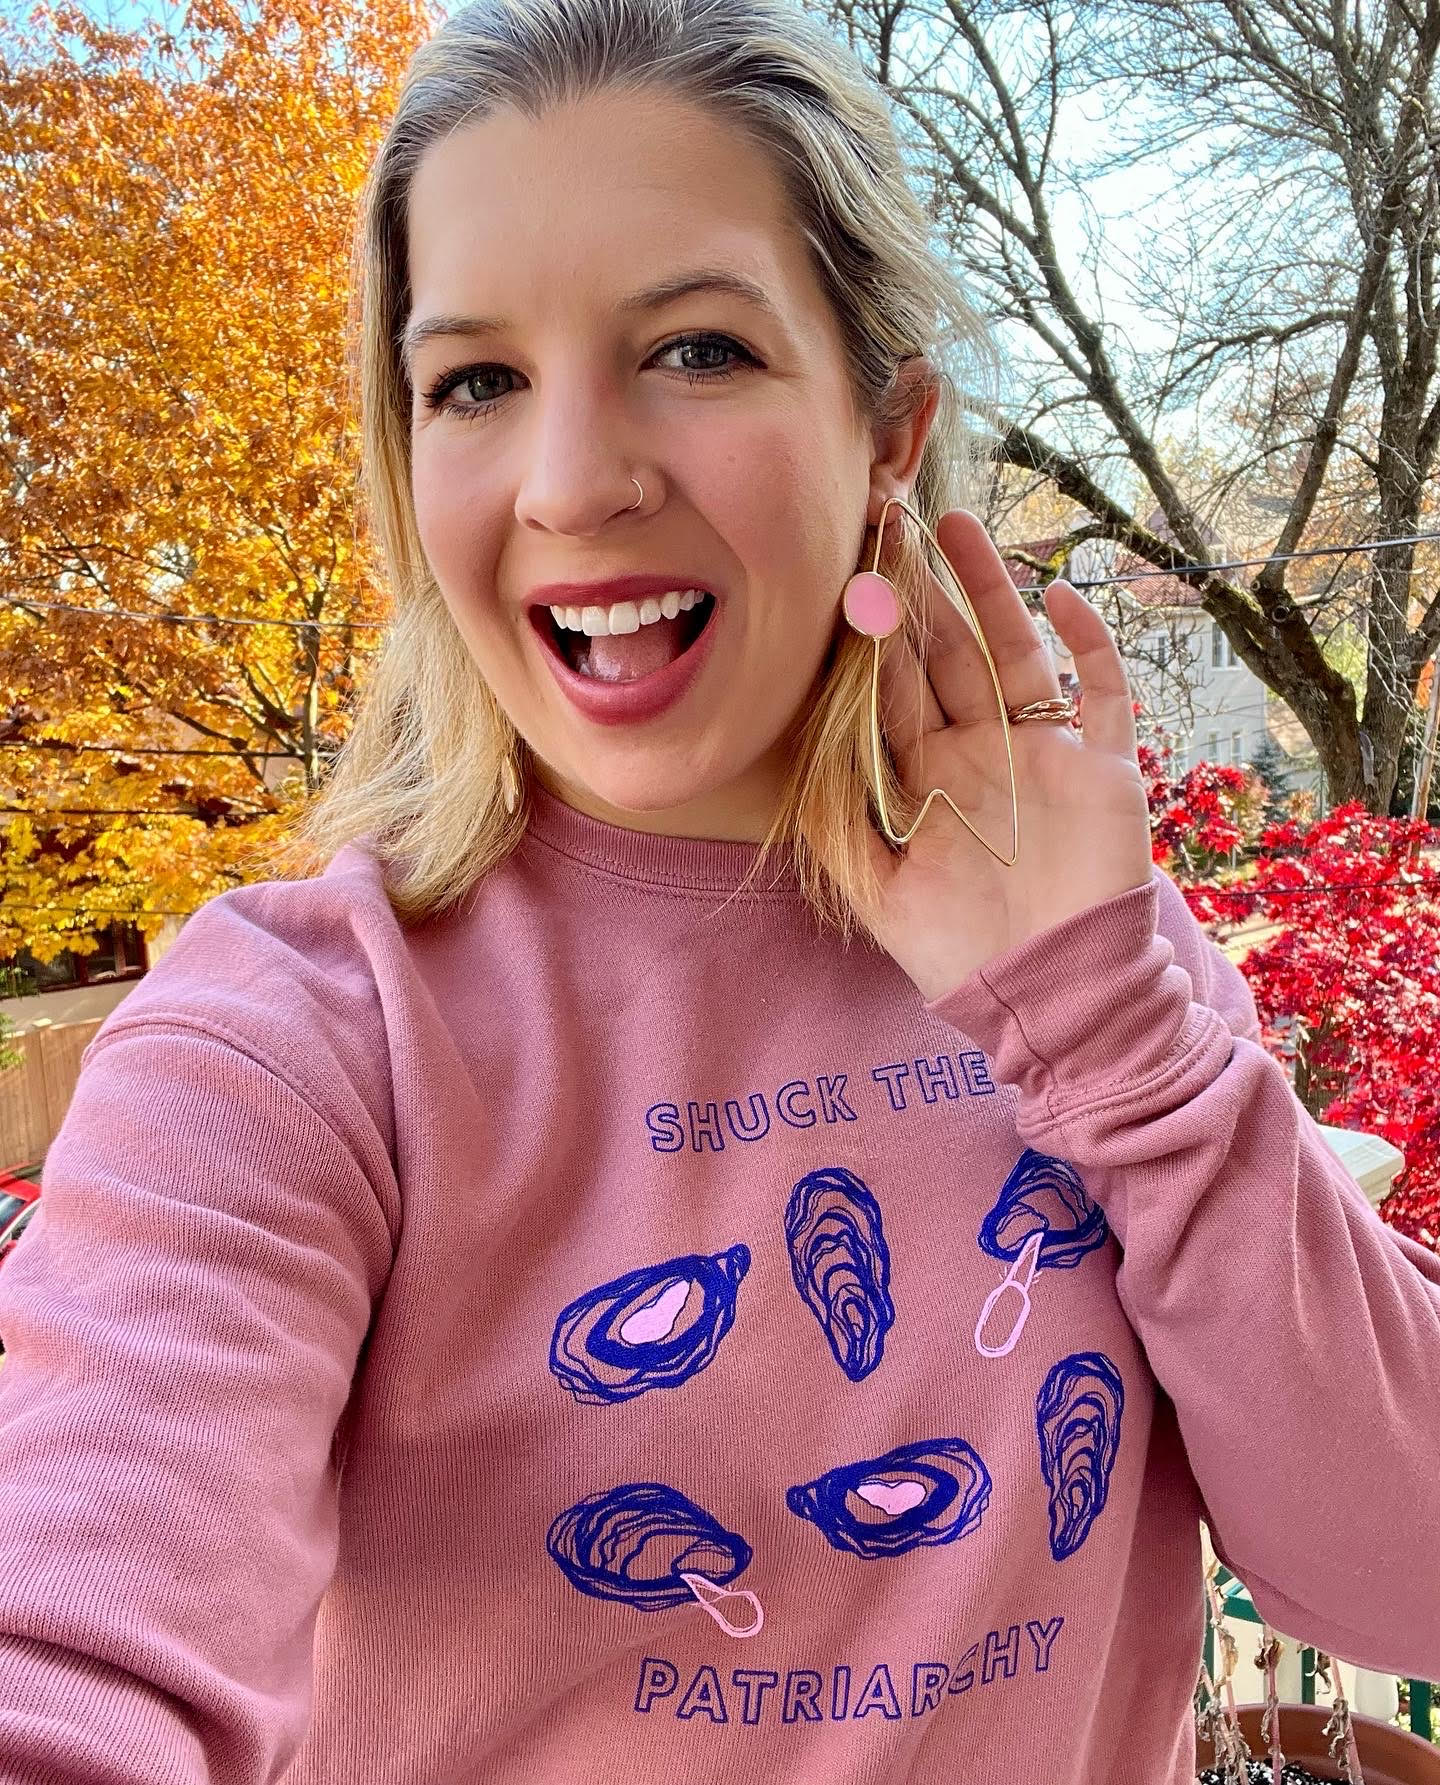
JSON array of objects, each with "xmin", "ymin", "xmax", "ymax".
[
  {"xmin": 0, "ymin": 902, "xmax": 218, "ymax": 919},
  {"xmin": 0, "ymin": 742, "xmax": 303, "ymax": 759},
  {"xmin": 0, "ymin": 808, "xmax": 266, "ymax": 818},
  {"xmin": 0, "ymin": 595, "xmax": 387, "ymax": 633},
  {"xmin": 1190, "ymin": 877, "xmax": 1440, "ymax": 901},
  {"xmin": 1008, "ymin": 530, "xmax": 1440, "ymax": 596}
]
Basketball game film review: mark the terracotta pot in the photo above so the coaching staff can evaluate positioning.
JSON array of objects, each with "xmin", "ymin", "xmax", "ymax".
[{"xmin": 1196, "ymin": 1703, "xmax": 1440, "ymax": 1783}]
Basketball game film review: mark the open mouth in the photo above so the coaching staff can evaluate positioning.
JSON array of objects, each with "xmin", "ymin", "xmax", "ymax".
[{"xmin": 536, "ymin": 591, "xmax": 717, "ymax": 685}]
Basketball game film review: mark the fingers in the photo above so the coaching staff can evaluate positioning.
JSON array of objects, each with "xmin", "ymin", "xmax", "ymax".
[
  {"xmin": 921, "ymin": 512, "xmax": 1061, "ymax": 724},
  {"xmin": 858, "ymin": 509, "xmax": 1138, "ymax": 780},
  {"xmin": 1041, "ymin": 581, "xmax": 1136, "ymax": 756}
]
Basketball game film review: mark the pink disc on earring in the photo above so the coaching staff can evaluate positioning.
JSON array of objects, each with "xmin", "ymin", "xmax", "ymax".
[{"xmin": 843, "ymin": 570, "xmax": 901, "ymax": 639}]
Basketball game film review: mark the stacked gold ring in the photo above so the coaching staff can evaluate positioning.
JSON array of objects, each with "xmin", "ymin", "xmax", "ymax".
[{"xmin": 1005, "ymin": 696, "xmax": 1078, "ymax": 724}]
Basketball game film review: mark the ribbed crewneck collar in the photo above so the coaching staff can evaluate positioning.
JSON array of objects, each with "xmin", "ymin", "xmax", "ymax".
[{"xmin": 520, "ymin": 778, "xmax": 807, "ymax": 900}]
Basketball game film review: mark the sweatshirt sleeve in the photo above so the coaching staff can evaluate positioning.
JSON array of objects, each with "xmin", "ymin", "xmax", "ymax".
[
  {"xmin": 924, "ymin": 863, "xmax": 1440, "ymax": 1682},
  {"xmin": 0, "ymin": 890, "xmax": 400, "ymax": 1783}
]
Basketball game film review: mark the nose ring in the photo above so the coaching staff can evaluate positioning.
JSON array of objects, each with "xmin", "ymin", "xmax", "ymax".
[{"xmin": 627, "ymin": 477, "xmax": 644, "ymax": 511}]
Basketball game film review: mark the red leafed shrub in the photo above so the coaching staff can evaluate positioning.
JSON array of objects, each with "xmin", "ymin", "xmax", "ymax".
[
  {"xmin": 1142, "ymin": 738, "xmax": 1440, "ymax": 1250},
  {"xmin": 1141, "ymin": 747, "xmax": 1265, "ymax": 877}
]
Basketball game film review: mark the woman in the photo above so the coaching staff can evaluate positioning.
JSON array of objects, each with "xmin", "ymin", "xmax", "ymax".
[{"xmin": 0, "ymin": 1, "xmax": 1436, "ymax": 1780}]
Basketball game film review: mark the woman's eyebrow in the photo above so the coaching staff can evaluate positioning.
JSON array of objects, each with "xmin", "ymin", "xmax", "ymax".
[{"xmin": 400, "ymin": 268, "xmax": 781, "ymax": 374}]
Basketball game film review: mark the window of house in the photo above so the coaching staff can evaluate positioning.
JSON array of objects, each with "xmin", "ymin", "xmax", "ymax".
[
  {"xmin": 1211, "ymin": 623, "xmax": 1237, "ymax": 669},
  {"xmin": 1205, "ymin": 729, "xmax": 1220, "ymax": 763},
  {"xmin": 1231, "ymin": 729, "xmax": 1244, "ymax": 766},
  {"xmin": 7, "ymin": 923, "xmax": 147, "ymax": 994}
]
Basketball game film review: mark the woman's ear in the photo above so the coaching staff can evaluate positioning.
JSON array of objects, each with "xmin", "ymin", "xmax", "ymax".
[{"xmin": 868, "ymin": 356, "xmax": 940, "ymax": 502}]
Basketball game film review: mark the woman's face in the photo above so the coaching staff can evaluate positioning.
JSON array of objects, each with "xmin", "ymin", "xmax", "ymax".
[{"xmin": 405, "ymin": 86, "xmax": 932, "ymax": 838}]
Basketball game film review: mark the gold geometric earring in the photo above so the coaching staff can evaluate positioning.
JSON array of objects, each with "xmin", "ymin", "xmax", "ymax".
[{"xmin": 841, "ymin": 493, "xmax": 1018, "ymax": 866}]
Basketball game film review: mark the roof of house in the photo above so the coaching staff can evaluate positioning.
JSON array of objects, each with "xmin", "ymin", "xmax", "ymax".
[{"xmin": 1108, "ymin": 551, "xmax": 1215, "ymax": 611}]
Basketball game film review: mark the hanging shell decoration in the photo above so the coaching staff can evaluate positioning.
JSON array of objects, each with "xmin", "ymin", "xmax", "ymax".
[{"xmin": 1317, "ymin": 1654, "xmax": 1366, "ymax": 1784}]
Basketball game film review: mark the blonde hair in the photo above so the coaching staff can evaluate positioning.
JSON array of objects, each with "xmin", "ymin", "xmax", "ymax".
[{"xmin": 285, "ymin": 0, "xmax": 993, "ymax": 940}]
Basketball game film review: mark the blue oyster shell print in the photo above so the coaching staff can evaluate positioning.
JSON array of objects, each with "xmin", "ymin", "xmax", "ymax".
[
  {"xmin": 786, "ymin": 1438, "xmax": 992, "ymax": 1559},
  {"xmin": 978, "ymin": 1148, "xmax": 1109, "ymax": 1271},
  {"xmin": 547, "ymin": 1482, "xmax": 753, "ymax": 1611},
  {"xmin": 1035, "ymin": 1350, "xmax": 1125, "ymax": 1561},
  {"xmin": 784, "ymin": 1166, "xmax": 894, "ymax": 1382},
  {"xmin": 549, "ymin": 1245, "xmax": 751, "ymax": 1406}
]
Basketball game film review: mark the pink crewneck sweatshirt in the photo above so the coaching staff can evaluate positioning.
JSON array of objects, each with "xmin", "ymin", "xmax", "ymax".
[{"xmin": 1, "ymin": 783, "xmax": 1438, "ymax": 1785}]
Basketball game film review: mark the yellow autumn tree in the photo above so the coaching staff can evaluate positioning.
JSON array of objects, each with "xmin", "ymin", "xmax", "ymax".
[{"xmin": 0, "ymin": 0, "xmax": 436, "ymax": 965}]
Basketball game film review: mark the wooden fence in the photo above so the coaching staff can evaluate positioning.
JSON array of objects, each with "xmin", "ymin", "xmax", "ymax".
[{"xmin": 0, "ymin": 1021, "xmax": 104, "ymax": 1167}]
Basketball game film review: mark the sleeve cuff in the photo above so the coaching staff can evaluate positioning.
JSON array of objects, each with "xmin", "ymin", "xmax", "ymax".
[{"xmin": 922, "ymin": 868, "xmax": 1232, "ymax": 1126}]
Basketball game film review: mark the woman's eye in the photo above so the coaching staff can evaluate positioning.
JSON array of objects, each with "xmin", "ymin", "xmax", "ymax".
[
  {"xmin": 422, "ymin": 365, "xmax": 517, "ymax": 420},
  {"xmin": 652, "ymin": 332, "xmax": 757, "ymax": 381},
  {"xmin": 463, "ymin": 368, "xmax": 516, "ymax": 404}
]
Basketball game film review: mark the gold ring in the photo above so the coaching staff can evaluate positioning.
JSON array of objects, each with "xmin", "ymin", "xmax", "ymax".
[{"xmin": 1005, "ymin": 696, "xmax": 1077, "ymax": 724}]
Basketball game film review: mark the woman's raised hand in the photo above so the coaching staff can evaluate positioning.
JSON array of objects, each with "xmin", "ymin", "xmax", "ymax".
[{"xmin": 858, "ymin": 510, "xmax": 1155, "ymax": 1003}]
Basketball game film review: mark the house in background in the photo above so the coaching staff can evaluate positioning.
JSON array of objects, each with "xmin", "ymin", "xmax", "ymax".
[
  {"xmin": 1117, "ymin": 558, "xmax": 1308, "ymax": 778},
  {"xmin": 1004, "ymin": 524, "xmax": 1325, "ymax": 796},
  {"xmin": 0, "ymin": 912, "xmax": 189, "ymax": 1036}
]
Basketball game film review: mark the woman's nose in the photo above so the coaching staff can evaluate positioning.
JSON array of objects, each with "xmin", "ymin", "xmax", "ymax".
[{"xmin": 514, "ymin": 379, "xmax": 646, "ymax": 536}]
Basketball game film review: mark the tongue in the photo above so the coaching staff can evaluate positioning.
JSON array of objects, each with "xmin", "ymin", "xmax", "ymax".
[{"xmin": 582, "ymin": 614, "xmax": 688, "ymax": 683}]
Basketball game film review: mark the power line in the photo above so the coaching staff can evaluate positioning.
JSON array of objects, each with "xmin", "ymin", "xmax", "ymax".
[
  {"xmin": 1, "ymin": 595, "xmax": 387, "ymax": 633},
  {"xmin": 1008, "ymin": 529, "xmax": 1440, "ymax": 597},
  {"xmin": 0, "ymin": 808, "xmax": 266, "ymax": 818},
  {"xmin": 0, "ymin": 902, "xmax": 211, "ymax": 919},
  {"xmin": 0, "ymin": 741, "xmax": 304, "ymax": 759},
  {"xmin": 1194, "ymin": 876, "xmax": 1440, "ymax": 902}
]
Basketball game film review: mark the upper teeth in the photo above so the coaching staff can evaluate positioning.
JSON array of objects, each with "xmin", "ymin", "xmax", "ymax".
[{"xmin": 548, "ymin": 589, "xmax": 709, "ymax": 636}]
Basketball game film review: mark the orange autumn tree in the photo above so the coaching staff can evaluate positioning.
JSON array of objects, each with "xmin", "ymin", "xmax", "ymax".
[{"xmin": 0, "ymin": 0, "xmax": 435, "ymax": 966}]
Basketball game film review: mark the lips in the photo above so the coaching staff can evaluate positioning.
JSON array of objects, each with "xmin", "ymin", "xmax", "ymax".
[{"xmin": 527, "ymin": 584, "xmax": 723, "ymax": 726}]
